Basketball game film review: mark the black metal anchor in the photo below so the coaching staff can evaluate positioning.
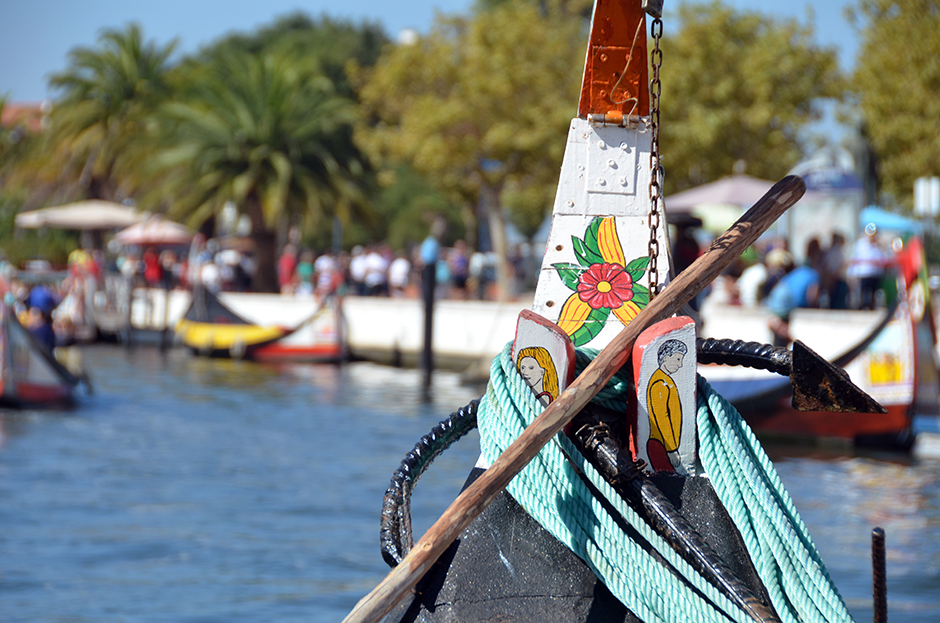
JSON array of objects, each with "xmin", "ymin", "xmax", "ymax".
[
  {"xmin": 696, "ymin": 338, "xmax": 887, "ymax": 414},
  {"xmin": 573, "ymin": 421, "xmax": 782, "ymax": 623}
]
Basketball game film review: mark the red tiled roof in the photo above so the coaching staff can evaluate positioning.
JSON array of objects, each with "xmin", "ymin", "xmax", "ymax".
[{"xmin": 1, "ymin": 102, "xmax": 49, "ymax": 133}]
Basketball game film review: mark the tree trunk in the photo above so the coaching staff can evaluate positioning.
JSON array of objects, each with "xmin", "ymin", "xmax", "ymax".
[
  {"xmin": 245, "ymin": 194, "xmax": 279, "ymax": 293},
  {"xmin": 480, "ymin": 182, "xmax": 511, "ymax": 302},
  {"xmin": 253, "ymin": 230, "xmax": 279, "ymax": 293}
]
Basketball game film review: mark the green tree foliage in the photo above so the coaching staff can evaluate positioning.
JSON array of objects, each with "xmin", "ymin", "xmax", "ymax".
[
  {"xmin": 368, "ymin": 165, "xmax": 465, "ymax": 251},
  {"xmin": 165, "ymin": 12, "xmax": 414, "ymax": 255},
  {"xmin": 0, "ymin": 97, "xmax": 30, "ymax": 180},
  {"xmin": 474, "ymin": 0, "xmax": 592, "ymax": 16},
  {"xmin": 45, "ymin": 23, "xmax": 176, "ymax": 201},
  {"xmin": 196, "ymin": 13, "xmax": 389, "ymax": 99},
  {"xmin": 356, "ymin": 1, "xmax": 585, "ymax": 295},
  {"xmin": 144, "ymin": 47, "xmax": 370, "ymax": 292},
  {"xmin": 659, "ymin": 2, "xmax": 843, "ymax": 193},
  {"xmin": 1, "ymin": 101, "xmax": 81, "ymax": 266},
  {"xmin": 849, "ymin": 0, "xmax": 940, "ymax": 206},
  {"xmin": 0, "ymin": 193, "xmax": 78, "ymax": 267},
  {"xmin": 0, "ymin": 97, "xmax": 14, "ymax": 166}
]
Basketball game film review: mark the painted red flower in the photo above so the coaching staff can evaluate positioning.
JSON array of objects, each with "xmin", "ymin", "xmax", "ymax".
[{"xmin": 576, "ymin": 262, "xmax": 633, "ymax": 309}]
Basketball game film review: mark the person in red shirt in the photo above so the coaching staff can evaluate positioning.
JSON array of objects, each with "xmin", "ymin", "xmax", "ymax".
[
  {"xmin": 278, "ymin": 245, "xmax": 298, "ymax": 294},
  {"xmin": 142, "ymin": 247, "xmax": 163, "ymax": 286}
]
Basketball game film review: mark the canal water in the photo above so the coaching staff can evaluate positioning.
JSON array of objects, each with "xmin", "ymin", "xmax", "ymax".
[{"xmin": 1, "ymin": 344, "xmax": 938, "ymax": 622}]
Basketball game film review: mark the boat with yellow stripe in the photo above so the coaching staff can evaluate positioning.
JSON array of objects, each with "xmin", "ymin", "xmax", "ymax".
[{"xmin": 176, "ymin": 287, "xmax": 291, "ymax": 358}]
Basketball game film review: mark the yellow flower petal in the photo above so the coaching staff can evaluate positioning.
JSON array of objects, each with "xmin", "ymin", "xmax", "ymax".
[
  {"xmin": 612, "ymin": 300, "xmax": 642, "ymax": 326},
  {"xmin": 556, "ymin": 293, "xmax": 592, "ymax": 336},
  {"xmin": 597, "ymin": 217, "xmax": 626, "ymax": 266}
]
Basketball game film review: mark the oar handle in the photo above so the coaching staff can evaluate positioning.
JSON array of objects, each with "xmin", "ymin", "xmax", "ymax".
[{"xmin": 343, "ymin": 175, "xmax": 806, "ymax": 623}]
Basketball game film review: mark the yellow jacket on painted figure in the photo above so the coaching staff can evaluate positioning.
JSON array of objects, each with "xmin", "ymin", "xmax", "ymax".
[{"xmin": 647, "ymin": 368, "xmax": 682, "ymax": 453}]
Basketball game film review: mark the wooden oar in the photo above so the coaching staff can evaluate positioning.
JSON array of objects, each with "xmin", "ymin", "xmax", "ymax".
[{"xmin": 342, "ymin": 175, "xmax": 806, "ymax": 623}]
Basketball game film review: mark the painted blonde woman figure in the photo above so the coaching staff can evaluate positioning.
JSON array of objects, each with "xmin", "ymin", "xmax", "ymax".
[{"xmin": 516, "ymin": 346, "xmax": 559, "ymax": 407}]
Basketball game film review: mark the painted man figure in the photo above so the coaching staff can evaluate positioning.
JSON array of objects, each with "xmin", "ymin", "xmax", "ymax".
[{"xmin": 646, "ymin": 339, "xmax": 688, "ymax": 472}]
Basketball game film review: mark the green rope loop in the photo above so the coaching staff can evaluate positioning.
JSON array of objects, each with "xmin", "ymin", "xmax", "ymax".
[{"xmin": 478, "ymin": 343, "xmax": 855, "ymax": 623}]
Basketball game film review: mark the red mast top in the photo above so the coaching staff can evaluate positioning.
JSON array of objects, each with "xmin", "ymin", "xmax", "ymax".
[{"xmin": 578, "ymin": 0, "xmax": 650, "ymax": 121}]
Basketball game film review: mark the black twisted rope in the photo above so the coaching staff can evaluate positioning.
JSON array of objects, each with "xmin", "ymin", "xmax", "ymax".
[
  {"xmin": 696, "ymin": 337, "xmax": 791, "ymax": 377},
  {"xmin": 380, "ymin": 399, "xmax": 480, "ymax": 567}
]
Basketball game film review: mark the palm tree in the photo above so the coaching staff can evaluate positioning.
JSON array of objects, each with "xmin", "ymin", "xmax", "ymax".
[
  {"xmin": 47, "ymin": 23, "xmax": 176, "ymax": 200},
  {"xmin": 0, "ymin": 96, "xmax": 14, "ymax": 171},
  {"xmin": 146, "ymin": 48, "xmax": 369, "ymax": 292}
]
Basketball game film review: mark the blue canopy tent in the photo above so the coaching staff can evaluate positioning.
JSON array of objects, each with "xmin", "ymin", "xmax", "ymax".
[{"xmin": 859, "ymin": 205, "xmax": 923, "ymax": 236}]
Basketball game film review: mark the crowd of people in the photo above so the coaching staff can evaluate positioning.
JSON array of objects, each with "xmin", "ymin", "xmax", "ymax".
[
  {"xmin": 697, "ymin": 224, "xmax": 897, "ymax": 346},
  {"xmin": 0, "ymin": 232, "xmax": 537, "ymax": 356},
  {"xmin": 275, "ymin": 240, "xmax": 532, "ymax": 301},
  {"xmin": 5, "ymin": 218, "xmax": 904, "ymax": 356},
  {"xmin": 0, "ymin": 248, "xmax": 107, "ymax": 351}
]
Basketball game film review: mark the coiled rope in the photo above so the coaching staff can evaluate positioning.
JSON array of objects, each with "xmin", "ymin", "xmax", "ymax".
[{"xmin": 477, "ymin": 343, "xmax": 855, "ymax": 623}]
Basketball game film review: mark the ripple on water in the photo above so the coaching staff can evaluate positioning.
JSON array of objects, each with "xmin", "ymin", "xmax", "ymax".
[
  {"xmin": 2, "ymin": 345, "xmax": 938, "ymax": 622},
  {"xmin": 0, "ymin": 345, "xmax": 483, "ymax": 623}
]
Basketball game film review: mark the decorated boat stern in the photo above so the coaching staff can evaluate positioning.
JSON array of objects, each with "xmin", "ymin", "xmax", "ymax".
[{"xmin": 345, "ymin": 2, "xmax": 890, "ymax": 622}]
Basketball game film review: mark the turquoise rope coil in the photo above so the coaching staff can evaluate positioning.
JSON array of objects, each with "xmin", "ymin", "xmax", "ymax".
[{"xmin": 477, "ymin": 343, "xmax": 855, "ymax": 623}]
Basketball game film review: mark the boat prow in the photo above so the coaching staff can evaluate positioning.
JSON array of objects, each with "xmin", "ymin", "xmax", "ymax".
[
  {"xmin": 349, "ymin": 1, "xmax": 881, "ymax": 621},
  {"xmin": 0, "ymin": 304, "xmax": 80, "ymax": 407}
]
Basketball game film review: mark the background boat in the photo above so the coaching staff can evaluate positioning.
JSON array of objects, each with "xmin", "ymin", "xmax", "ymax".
[
  {"xmin": 0, "ymin": 303, "xmax": 80, "ymax": 406},
  {"xmin": 699, "ymin": 235, "xmax": 939, "ymax": 448},
  {"xmin": 174, "ymin": 288, "xmax": 345, "ymax": 362}
]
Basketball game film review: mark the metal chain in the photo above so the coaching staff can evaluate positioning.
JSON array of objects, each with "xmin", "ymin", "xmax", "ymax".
[{"xmin": 647, "ymin": 17, "xmax": 663, "ymax": 299}]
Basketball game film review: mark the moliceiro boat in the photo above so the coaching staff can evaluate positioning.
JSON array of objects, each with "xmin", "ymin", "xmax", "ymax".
[
  {"xmin": 699, "ymin": 234, "xmax": 938, "ymax": 450},
  {"xmin": 0, "ymin": 303, "xmax": 81, "ymax": 406},
  {"xmin": 175, "ymin": 287, "xmax": 345, "ymax": 362},
  {"xmin": 345, "ymin": 2, "xmax": 888, "ymax": 623}
]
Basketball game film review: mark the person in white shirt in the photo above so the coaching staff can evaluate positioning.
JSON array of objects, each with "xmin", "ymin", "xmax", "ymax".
[
  {"xmin": 847, "ymin": 224, "xmax": 889, "ymax": 310},
  {"xmin": 349, "ymin": 246, "xmax": 368, "ymax": 296},
  {"xmin": 388, "ymin": 252, "xmax": 411, "ymax": 297},
  {"xmin": 363, "ymin": 246, "xmax": 390, "ymax": 296}
]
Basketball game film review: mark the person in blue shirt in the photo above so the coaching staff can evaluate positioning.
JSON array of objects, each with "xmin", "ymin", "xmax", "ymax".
[
  {"xmin": 26, "ymin": 284, "xmax": 57, "ymax": 316},
  {"xmin": 766, "ymin": 240, "xmax": 821, "ymax": 346},
  {"xmin": 26, "ymin": 306, "xmax": 56, "ymax": 352}
]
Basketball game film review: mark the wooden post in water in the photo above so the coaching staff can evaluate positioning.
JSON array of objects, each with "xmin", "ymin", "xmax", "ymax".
[
  {"xmin": 872, "ymin": 527, "xmax": 887, "ymax": 623},
  {"xmin": 122, "ymin": 276, "xmax": 134, "ymax": 348},
  {"xmin": 160, "ymin": 281, "xmax": 171, "ymax": 351},
  {"xmin": 420, "ymin": 219, "xmax": 445, "ymax": 395},
  {"xmin": 421, "ymin": 262, "xmax": 435, "ymax": 394}
]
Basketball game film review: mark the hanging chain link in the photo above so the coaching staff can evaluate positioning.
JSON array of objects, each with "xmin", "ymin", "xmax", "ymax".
[{"xmin": 647, "ymin": 17, "xmax": 663, "ymax": 300}]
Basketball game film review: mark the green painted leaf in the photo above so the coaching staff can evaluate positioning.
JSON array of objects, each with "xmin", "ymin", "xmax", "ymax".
[
  {"xmin": 625, "ymin": 256, "xmax": 650, "ymax": 280},
  {"xmin": 552, "ymin": 262, "xmax": 584, "ymax": 291},
  {"xmin": 629, "ymin": 282, "xmax": 649, "ymax": 307},
  {"xmin": 572, "ymin": 235, "xmax": 604, "ymax": 267},
  {"xmin": 570, "ymin": 306, "xmax": 611, "ymax": 347},
  {"xmin": 583, "ymin": 217, "xmax": 604, "ymax": 259}
]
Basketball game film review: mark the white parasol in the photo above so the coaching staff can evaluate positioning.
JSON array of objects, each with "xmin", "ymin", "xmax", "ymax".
[
  {"xmin": 666, "ymin": 175, "xmax": 794, "ymax": 234},
  {"xmin": 114, "ymin": 216, "xmax": 193, "ymax": 246},
  {"xmin": 665, "ymin": 174, "xmax": 779, "ymax": 212},
  {"xmin": 15, "ymin": 200, "xmax": 144, "ymax": 230}
]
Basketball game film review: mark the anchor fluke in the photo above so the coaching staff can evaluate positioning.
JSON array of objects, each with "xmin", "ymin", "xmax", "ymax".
[{"xmin": 790, "ymin": 340, "xmax": 887, "ymax": 414}]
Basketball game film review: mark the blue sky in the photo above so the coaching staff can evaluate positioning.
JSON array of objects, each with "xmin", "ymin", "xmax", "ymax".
[
  {"xmin": 1, "ymin": 0, "xmax": 858, "ymax": 141},
  {"xmin": 1, "ymin": 0, "xmax": 858, "ymax": 103}
]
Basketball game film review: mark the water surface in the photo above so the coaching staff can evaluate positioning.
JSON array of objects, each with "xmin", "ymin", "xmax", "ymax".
[{"xmin": 0, "ymin": 345, "xmax": 937, "ymax": 622}]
